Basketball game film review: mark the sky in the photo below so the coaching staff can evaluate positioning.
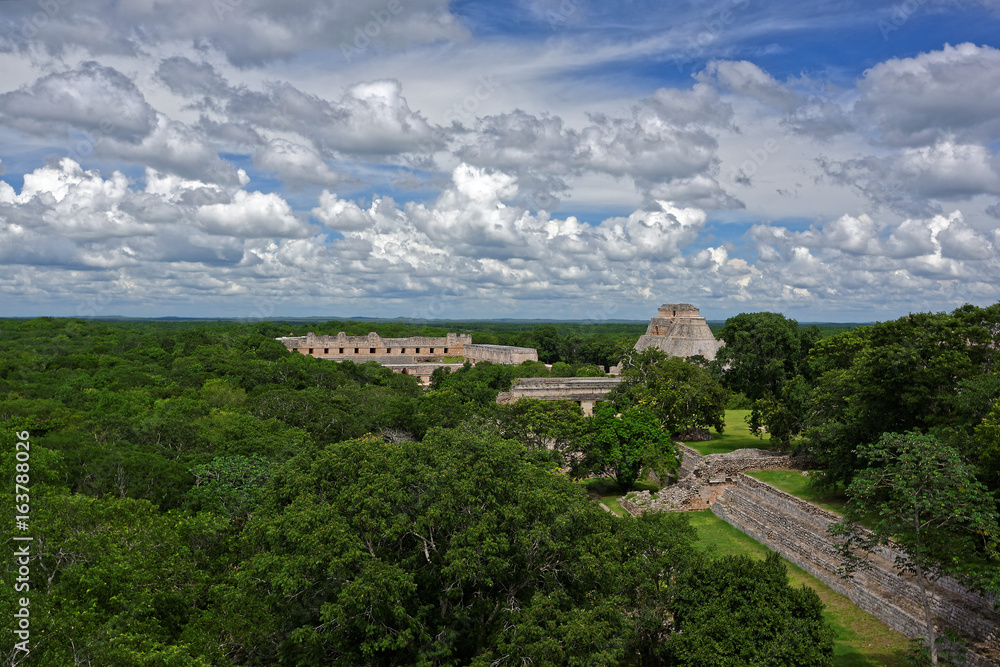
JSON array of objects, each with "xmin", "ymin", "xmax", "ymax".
[{"xmin": 1, "ymin": 0, "xmax": 999, "ymax": 322}]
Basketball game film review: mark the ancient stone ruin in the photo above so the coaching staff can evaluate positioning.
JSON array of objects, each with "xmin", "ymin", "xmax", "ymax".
[
  {"xmin": 276, "ymin": 332, "xmax": 538, "ymax": 384},
  {"xmin": 496, "ymin": 376, "xmax": 623, "ymax": 415},
  {"xmin": 632, "ymin": 303, "xmax": 723, "ymax": 361},
  {"xmin": 622, "ymin": 446, "xmax": 1000, "ymax": 667}
]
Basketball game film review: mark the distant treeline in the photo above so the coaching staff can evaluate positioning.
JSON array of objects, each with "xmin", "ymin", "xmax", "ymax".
[{"xmin": 45, "ymin": 317, "xmax": 859, "ymax": 369}]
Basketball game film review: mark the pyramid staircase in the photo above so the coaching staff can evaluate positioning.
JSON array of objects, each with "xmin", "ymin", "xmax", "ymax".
[{"xmin": 712, "ymin": 474, "xmax": 1000, "ymax": 666}]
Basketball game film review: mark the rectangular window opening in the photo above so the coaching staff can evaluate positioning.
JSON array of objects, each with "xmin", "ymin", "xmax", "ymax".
[{"xmin": 370, "ymin": 348, "xmax": 376, "ymax": 354}]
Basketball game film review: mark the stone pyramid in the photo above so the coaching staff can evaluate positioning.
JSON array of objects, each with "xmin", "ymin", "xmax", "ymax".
[{"xmin": 633, "ymin": 303, "xmax": 723, "ymax": 361}]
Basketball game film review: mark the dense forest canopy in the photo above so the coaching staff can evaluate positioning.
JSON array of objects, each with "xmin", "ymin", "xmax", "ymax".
[{"xmin": 0, "ymin": 306, "xmax": 996, "ymax": 665}]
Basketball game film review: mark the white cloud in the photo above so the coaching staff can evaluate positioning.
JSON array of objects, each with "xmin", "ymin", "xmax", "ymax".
[
  {"xmin": 857, "ymin": 43, "xmax": 1000, "ymax": 147},
  {"xmin": 254, "ymin": 139, "xmax": 344, "ymax": 188},
  {"xmin": 820, "ymin": 140, "xmax": 1000, "ymax": 214},
  {"xmin": 0, "ymin": 0, "xmax": 469, "ymax": 66},
  {"xmin": 196, "ymin": 190, "xmax": 311, "ymax": 238},
  {"xmin": 0, "ymin": 62, "xmax": 156, "ymax": 142},
  {"xmin": 1, "ymin": 10, "xmax": 999, "ymax": 319},
  {"xmin": 698, "ymin": 60, "xmax": 800, "ymax": 112}
]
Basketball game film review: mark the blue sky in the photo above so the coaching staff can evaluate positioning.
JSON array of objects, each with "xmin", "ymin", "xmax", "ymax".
[{"xmin": 0, "ymin": 0, "xmax": 999, "ymax": 321}]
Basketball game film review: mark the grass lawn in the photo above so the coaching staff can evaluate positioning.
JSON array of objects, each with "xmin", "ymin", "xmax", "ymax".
[
  {"xmin": 579, "ymin": 477, "xmax": 659, "ymax": 517},
  {"xmin": 686, "ymin": 510, "xmax": 910, "ymax": 666},
  {"xmin": 746, "ymin": 469, "xmax": 848, "ymax": 515},
  {"xmin": 684, "ymin": 409, "xmax": 770, "ymax": 455}
]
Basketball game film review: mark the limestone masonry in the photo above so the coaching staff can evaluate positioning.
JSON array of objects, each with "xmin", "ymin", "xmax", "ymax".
[
  {"xmin": 276, "ymin": 331, "xmax": 538, "ymax": 384},
  {"xmin": 497, "ymin": 377, "xmax": 623, "ymax": 415},
  {"xmin": 633, "ymin": 303, "xmax": 724, "ymax": 361},
  {"xmin": 622, "ymin": 447, "xmax": 1000, "ymax": 667}
]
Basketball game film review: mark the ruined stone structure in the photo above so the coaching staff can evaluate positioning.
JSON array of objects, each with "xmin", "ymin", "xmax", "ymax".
[
  {"xmin": 496, "ymin": 377, "xmax": 623, "ymax": 415},
  {"xmin": 632, "ymin": 303, "xmax": 723, "ymax": 361},
  {"xmin": 276, "ymin": 332, "xmax": 538, "ymax": 384},
  {"xmin": 622, "ymin": 447, "xmax": 1000, "ymax": 666}
]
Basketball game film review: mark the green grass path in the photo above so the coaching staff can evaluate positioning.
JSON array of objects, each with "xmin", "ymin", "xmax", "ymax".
[{"xmin": 686, "ymin": 409, "xmax": 766, "ymax": 454}]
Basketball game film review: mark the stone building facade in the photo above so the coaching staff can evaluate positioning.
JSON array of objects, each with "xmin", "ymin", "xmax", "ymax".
[
  {"xmin": 632, "ymin": 303, "xmax": 723, "ymax": 361},
  {"xmin": 276, "ymin": 332, "xmax": 538, "ymax": 384}
]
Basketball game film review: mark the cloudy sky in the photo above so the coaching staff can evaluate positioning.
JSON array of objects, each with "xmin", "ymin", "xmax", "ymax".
[{"xmin": 1, "ymin": 0, "xmax": 999, "ymax": 321}]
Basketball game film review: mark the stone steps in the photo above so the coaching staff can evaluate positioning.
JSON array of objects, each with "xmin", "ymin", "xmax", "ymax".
[{"xmin": 714, "ymin": 476, "xmax": 1000, "ymax": 666}]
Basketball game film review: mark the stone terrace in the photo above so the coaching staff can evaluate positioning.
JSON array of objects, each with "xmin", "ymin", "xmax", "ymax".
[{"xmin": 622, "ymin": 446, "xmax": 999, "ymax": 666}]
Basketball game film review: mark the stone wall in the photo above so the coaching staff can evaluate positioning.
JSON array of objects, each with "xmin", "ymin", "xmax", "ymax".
[
  {"xmin": 277, "ymin": 331, "xmax": 471, "ymax": 358},
  {"xmin": 619, "ymin": 448, "xmax": 999, "ymax": 666},
  {"xmin": 498, "ymin": 377, "xmax": 622, "ymax": 415},
  {"xmin": 463, "ymin": 343, "xmax": 538, "ymax": 365},
  {"xmin": 676, "ymin": 444, "xmax": 702, "ymax": 479},
  {"xmin": 711, "ymin": 475, "xmax": 999, "ymax": 666},
  {"xmin": 622, "ymin": 447, "xmax": 806, "ymax": 513},
  {"xmin": 275, "ymin": 333, "xmax": 539, "ymax": 382},
  {"xmin": 383, "ymin": 363, "xmax": 465, "ymax": 385}
]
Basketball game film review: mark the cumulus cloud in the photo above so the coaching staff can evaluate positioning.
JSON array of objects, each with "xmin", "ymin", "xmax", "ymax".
[
  {"xmin": 455, "ymin": 85, "xmax": 736, "ymax": 210},
  {"xmin": 820, "ymin": 140, "xmax": 1000, "ymax": 214},
  {"xmin": 749, "ymin": 210, "xmax": 997, "ymax": 293},
  {"xmin": 197, "ymin": 190, "xmax": 311, "ymax": 238},
  {"xmin": 1, "ymin": 14, "xmax": 999, "ymax": 319},
  {"xmin": 99, "ymin": 114, "xmax": 244, "ymax": 186},
  {"xmin": 156, "ymin": 57, "xmax": 229, "ymax": 99},
  {"xmin": 254, "ymin": 139, "xmax": 345, "ymax": 188},
  {"xmin": 698, "ymin": 60, "xmax": 801, "ymax": 112},
  {"xmin": 0, "ymin": 62, "xmax": 156, "ymax": 142},
  {"xmin": 856, "ymin": 43, "xmax": 1000, "ymax": 147},
  {"xmin": 0, "ymin": 0, "xmax": 468, "ymax": 66},
  {"xmin": 226, "ymin": 78, "xmax": 443, "ymax": 157}
]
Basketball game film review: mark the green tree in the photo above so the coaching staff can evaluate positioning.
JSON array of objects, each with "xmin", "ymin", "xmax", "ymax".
[
  {"xmin": 806, "ymin": 306, "xmax": 1000, "ymax": 487},
  {"xmin": 496, "ymin": 397, "xmax": 586, "ymax": 463},
  {"xmin": 235, "ymin": 430, "xmax": 630, "ymax": 666},
  {"xmin": 581, "ymin": 402, "xmax": 678, "ymax": 490},
  {"xmin": 829, "ymin": 432, "xmax": 1000, "ymax": 665},
  {"xmin": 185, "ymin": 454, "xmax": 274, "ymax": 525},
  {"xmin": 0, "ymin": 490, "xmax": 225, "ymax": 666},
  {"xmin": 665, "ymin": 553, "xmax": 834, "ymax": 666},
  {"xmin": 973, "ymin": 399, "xmax": 1000, "ymax": 492},
  {"xmin": 613, "ymin": 349, "xmax": 726, "ymax": 437},
  {"xmin": 712, "ymin": 312, "xmax": 818, "ymax": 447},
  {"xmin": 531, "ymin": 325, "xmax": 562, "ymax": 363}
]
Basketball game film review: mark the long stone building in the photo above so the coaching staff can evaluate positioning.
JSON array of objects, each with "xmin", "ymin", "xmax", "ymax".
[{"xmin": 276, "ymin": 331, "xmax": 538, "ymax": 384}]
